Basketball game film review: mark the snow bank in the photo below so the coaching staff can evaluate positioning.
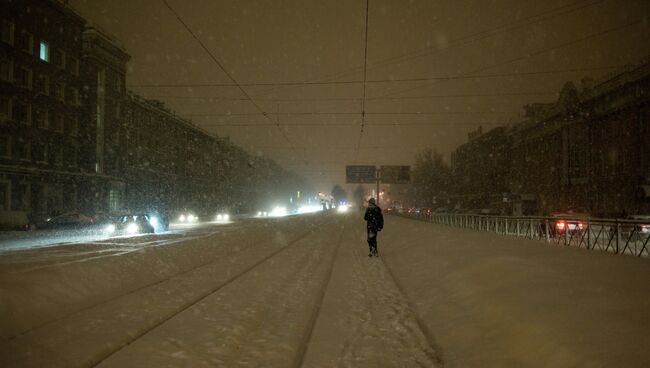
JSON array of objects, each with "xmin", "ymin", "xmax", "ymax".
[{"xmin": 381, "ymin": 215, "xmax": 650, "ymax": 367}]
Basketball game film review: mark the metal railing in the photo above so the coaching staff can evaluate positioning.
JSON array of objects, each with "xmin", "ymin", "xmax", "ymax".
[{"xmin": 397, "ymin": 212, "xmax": 650, "ymax": 258}]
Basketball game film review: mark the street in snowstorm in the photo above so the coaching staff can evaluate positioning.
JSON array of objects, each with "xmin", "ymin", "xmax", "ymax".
[
  {"xmin": 2, "ymin": 0, "xmax": 650, "ymax": 367},
  {"xmin": 2, "ymin": 211, "xmax": 649, "ymax": 367}
]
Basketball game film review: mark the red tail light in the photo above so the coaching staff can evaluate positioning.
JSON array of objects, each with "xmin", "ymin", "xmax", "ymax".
[
  {"xmin": 556, "ymin": 221, "xmax": 566, "ymax": 230},
  {"xmin": 642, "ymin": 225, "xmax": 649, "ymax": 233}
]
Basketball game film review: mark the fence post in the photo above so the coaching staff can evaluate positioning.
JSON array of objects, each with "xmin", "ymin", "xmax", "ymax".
[
  {"xmin": 545, "ymin": 219, "xmax": 550, "ymax": 243},
  {"xmin": 586, "ymin": 220, "xmax": 590, "ymax": 249},
  {"xmin": 516, "ymin": 219, "xmax": 520, "ymax": 237},
  {"xmin": 616, "ymin": 221, "xmax": 620, "ymax": 254},
  {"xmin": 505, "ymin": 218, "xmax": 509, "ymax": 235},
  {"xmin": 564, "ymin": 224, "xmax": 569, "ymax": 246}
]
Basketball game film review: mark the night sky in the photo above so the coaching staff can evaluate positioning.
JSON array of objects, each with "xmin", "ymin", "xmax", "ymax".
[{"xmin": 69, "ymin": 0, "xmax": 650, "ymax": 191}]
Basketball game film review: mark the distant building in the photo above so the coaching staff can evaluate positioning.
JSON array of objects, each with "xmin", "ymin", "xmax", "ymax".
[
  {"xmin": 450, "ymin": 60, "xmax": 650, "ymax": 216},
  {"xmin": 0, "ymin": 0, "xmax": 302, "ymax": 227}
]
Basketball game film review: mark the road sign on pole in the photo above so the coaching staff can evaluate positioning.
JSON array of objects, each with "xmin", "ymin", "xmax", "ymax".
[
  {"xmin": 346, "ymin": 165, "xmax": 377, "ymax": 184},
  {"xmin": 380, "ymin": 165, "xmax": 411, "ymax": 184}
]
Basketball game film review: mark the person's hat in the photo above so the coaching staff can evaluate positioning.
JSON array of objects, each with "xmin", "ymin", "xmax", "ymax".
[{"xmin": 368, "ymin": 198, "xmax": 376, "ymax": 204}]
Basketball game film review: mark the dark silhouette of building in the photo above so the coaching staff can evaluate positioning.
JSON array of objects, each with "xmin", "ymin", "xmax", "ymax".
[
  {"xmin": 450, "ymin": 60, "xmax": 650, "ymax": 217},
  {"xmin": 0, "ymin": 0, "xmax": 306, "ymax": 227}
]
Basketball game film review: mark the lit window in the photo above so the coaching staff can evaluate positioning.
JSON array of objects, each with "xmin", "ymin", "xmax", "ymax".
[{"xmin": 39, "ymin": 41, "xmax": 49, "ymax": 62}]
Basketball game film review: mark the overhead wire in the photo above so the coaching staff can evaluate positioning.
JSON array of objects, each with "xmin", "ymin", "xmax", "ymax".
[
  {"xmin": 160, "ymin": 0, "xmax": 299, "ymax": 154},
  {"xmin": 378, "ymin": 18, "xmax": 646, "ymax": 98}
]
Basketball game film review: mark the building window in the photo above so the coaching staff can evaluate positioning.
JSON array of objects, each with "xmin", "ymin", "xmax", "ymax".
[
  {"xmin": 19, "ymin": 140, "xmax": 30, "ymax": 161},
  {"xmin": 0, "ymin": 181, "xmax": 8, "ymax": 211},
  {"xmin": 19, "ymin": 30, "xmax": 34, "ymax": 54},
  {"xmin": 34, "ymin": 142, "xmax": 47, "ymax": 163},
  {"xmin": 1, "ymin": 20, "xmax": 14, "ymax": 46},
  {"xmin": 54, "ymin": 49, "xmax": 65, "ymax": 69},
  {"xmin": 69, "ymin": 57, "xmax": 79, "ymax": 76},
  {"xmin": 11, "ymin": 183, "xmax": 29, "ymax": 211},
  {"xmin": 15, "ymin": 102, "xmax": 31, "ymax": 125},
  {"xmin": 16, "ymin": 66, "xmax": 32, "ymax": 89},
  {"xmin": 0, "ymin": 97, "xmax": 11, "ymax": 122},
  {"xmin": 0, "ymin": 136, "xmax": 10, "ymax": 158},
  {"xmin": 39, "ymin": 41, "xmax": 49, "ymax": 62},
  {"xmin": 67, "ymin": 117, "xmax": 78, "ymax": 136},
  {"xmin": 68, "ymin": 87, "xmax": 79, "ymax": 106},
  {"xmin": 115, "ymin": 75, "xmax": 122, "ymax": 92},
  {"xmin": 36, "ymin": 109, "xmax": 48, "ymax": 129},
  {"xmin": 0, "ymin": 58, "xmax": 13, "ymax": 82},
  {"xmin": 53, "ymin": 146, "xmax": 63, "ymax": 166},
  {"xmin": 36, "ymin": 75, "xmax": 50, "ymax": 95},
  {"xmin": 53, "ymin": 82, "xmax": 65, "ymax": 101},
  {"xmin": 66, "ymin": 146, "xmax": 77, "ymax": 167},
  {"xmin": 54, "ymin": 113, "xmax": 64, "ymax": 132}
]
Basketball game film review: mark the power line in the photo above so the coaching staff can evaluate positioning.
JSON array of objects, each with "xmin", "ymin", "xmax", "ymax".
[
  {"xmin": 161, "ymin": 0, "xmax": 298, "ymax": 152},
  {"xmin": 237, "ymin": 0, "xmax": 610, "ymax": 99},
  {"xmin": 201, "ymin": 121, "xmax": 506, "ymax": 127},
  {"xmin": 139, "ymin": 91, "xmax": 557, "ymax": 101},
  {"xmin": 127, "ymin": 65, "xmax": 622, "ymax": 88},
  {"xmin": 184, "ymin": 111, "xmax": 517, "ymax": 117},
  {"xmin": 379, "ymin": 18, "xmax": 644, "ymax": 98},
  {"xmin": 356, "ymin": 0, "xmax": 371, "ymax": 165}
]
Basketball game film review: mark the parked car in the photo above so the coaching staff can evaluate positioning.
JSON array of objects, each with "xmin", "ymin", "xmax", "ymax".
[
  {"xmin": 548, "ymin": 213, "xmax": 589, "ymax": 236},
  {"xmin": 620, "ymin": 215, "xmax": 650, "ymax": 241},
  {"xmin": 36, "ymin": 213, "xmax": 97, "ymax": 230}
]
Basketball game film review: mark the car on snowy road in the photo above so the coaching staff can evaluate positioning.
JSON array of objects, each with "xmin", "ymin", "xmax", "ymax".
[
  {"xmin": 104, "ymin": 214, "xmax": 156, "ymax": 236},
  {"xmin": 36, "ymin": 213, "xmax": 99, "ymax": 231}
]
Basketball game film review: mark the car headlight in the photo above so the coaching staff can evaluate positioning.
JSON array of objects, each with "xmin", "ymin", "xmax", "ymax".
[
  {"xmin": 104, "ymin": 224, "xmax": 116, "ymax": 234},
  {"xmin": 224, "ymin": 214, "xmax": 230, "ymax": 221},
  {"xmin": 126, "ymin": 223, "xmax": 139, "ymax": 234},
  {"xmin": 149, "ymin": 216, "xmax": 159, "ymax": 227},
  {"xmin": 217, "ymin": 214, "xmax": 223, "ymax": 221},
  {"xmin": 179, "ymin": 214, "xmax": 186, "ymax": 222}
]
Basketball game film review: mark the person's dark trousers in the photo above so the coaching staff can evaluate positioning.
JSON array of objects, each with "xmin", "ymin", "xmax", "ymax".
[{"xmin": 367, "ymin": 228, "xmax": 378, "ymax": 255}]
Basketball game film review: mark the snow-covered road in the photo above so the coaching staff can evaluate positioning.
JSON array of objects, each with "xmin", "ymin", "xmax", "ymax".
[{"xmin": 1, "ymin": 212, "xmax": 649, "ymax": 367}]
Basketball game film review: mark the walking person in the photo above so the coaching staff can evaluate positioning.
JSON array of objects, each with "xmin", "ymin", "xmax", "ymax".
[{"xmin": 364, "ymin": 198, "xmax": 384, "ymax": 257}]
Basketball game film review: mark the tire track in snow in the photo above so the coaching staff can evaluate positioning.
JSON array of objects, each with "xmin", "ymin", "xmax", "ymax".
[{"xmin": 89, "ymin": 217, "xmax": 335, "ymax": 367}]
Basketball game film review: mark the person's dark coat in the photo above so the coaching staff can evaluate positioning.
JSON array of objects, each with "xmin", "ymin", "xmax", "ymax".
[{"xmin": 364, "ymin": 204, "xmax": 384, "ymax": 232}]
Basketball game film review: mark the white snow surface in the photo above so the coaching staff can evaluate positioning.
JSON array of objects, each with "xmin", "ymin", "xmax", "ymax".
[{"xmin": 0, "ymin": 212, "xmax": 649, "ymax": 367}]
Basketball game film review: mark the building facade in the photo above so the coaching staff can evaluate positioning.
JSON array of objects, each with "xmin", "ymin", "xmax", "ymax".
[
  {"xmin": 450, "ymin": 61, "xmax": 650, "ymax": 217},
  {"xmin": 0, "ymin": 0, "xmax": 307, "ymax": 227},
  {"xmin": 1, "ymin": 0, "xmax": 87, "ymax": 226}
]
